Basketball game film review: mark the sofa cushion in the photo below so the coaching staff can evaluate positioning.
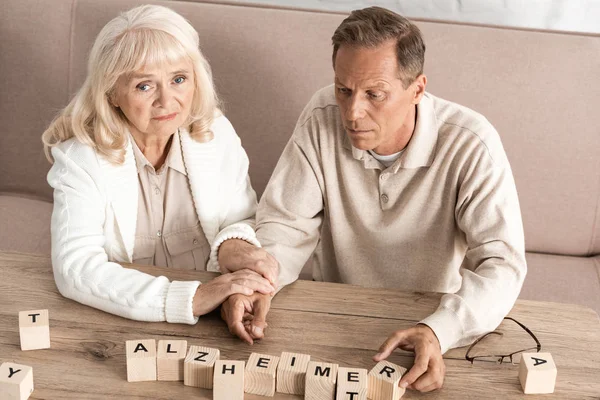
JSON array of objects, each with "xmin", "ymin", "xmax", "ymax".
[
  {"xmin": 0, "ymin": 194, "xmax": 52, "ymax": 255},
  {"xmin": 520, "ymin": 252, "xmax": 600, "ymax": 316}
]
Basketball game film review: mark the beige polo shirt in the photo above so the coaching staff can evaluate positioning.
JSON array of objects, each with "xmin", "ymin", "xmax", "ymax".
[
  {"xmin": 256, "ymin": 85, "xmax": 526, "ymax": 353},
  {"xmin": 131, "ymin": 131, "xmax": 210, "ymax": 270}
]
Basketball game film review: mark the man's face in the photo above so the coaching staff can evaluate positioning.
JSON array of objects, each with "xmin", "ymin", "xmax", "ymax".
[{"xmin": 334, "ymin": 40, "xmax": 425, "ymax": 155}]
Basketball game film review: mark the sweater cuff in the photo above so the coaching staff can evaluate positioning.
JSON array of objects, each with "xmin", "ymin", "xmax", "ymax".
[
  {"xmin": 419, "ymin": 306, "xmax": 464, "ymax": 354},
  {"xmin": 165, "ymin": 280, "xmax": 201, "ymax": 324},
  {"xmin": 207, "ymin": 223, "xmax": 261, "ymax": 272}
]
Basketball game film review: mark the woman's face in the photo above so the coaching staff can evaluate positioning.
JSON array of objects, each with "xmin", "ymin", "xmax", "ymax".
[{"xmin": 112, "ymin": 58, "xmax": 195, "ymax": 140}]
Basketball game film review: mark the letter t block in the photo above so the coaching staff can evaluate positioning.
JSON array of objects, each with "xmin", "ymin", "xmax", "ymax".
[
  {"xmin": 19, "ymin": 309, "xmax": 50, "ymax": 351},
  {"xmin": 368, "ymin": 360, "xmax": 407, "ymax": 400},
  {"xmin": 0, "ymin": 362, "xmax": 34, "ymax": 400}
]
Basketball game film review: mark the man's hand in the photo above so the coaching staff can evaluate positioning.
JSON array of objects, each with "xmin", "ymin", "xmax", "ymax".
[
  {"xmin": 220, "ymin": 292, "xmax": 272, "ymax": 344},
  {"xmin": 373, "ymin": 324, "xmax": 445, "ymax": 392},
  {"xmin": 218, "ymin": 239, "xmax": 279, "ymax": 286}
]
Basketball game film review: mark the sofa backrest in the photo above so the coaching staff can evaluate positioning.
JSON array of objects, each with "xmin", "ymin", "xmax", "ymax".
[{"xmin": 1, "ymin": 0, "xmax": 599, "ymax": 257}]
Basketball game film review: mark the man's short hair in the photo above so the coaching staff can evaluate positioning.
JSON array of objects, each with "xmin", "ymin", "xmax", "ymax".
[{"xmin": 331, "ymin": 6, "xmax": 425, "ymax": 88}]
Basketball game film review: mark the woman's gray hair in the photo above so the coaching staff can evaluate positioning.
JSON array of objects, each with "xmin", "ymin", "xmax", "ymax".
[{"xmin": 43, "ymin": 4, "xmax": 220, "ymax": 164}]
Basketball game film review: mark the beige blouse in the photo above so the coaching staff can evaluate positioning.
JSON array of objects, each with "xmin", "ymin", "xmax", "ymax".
[{"xmin": 131, "ymin": 131, "xmax": 210, "ymax": 270}]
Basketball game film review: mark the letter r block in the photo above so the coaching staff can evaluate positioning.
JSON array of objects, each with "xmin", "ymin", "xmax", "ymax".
[
  {"xmin": 519, "ymin": 352, "xmax": 557, "ymax": 394},
  {"xmin": 0, "ymin": 362, "xmax": 34, "ymax": 400},
  {"xmin": 245, "ymin": 352, "xmax": 280, "ymax": 396},
  {"xmin": 368, "ymin": 360, "xmax": 407, "ymax": 400},
  {"xmin": 125, "ymin": 339, "xmax": 157, "ymax": 382},
  {"xmin": 19, "ymin": 309, "xmax": 50, "ymax": 351},
  {"xmin": 305, "ymin": 361, "xmax": 338, "ymax": 400}
]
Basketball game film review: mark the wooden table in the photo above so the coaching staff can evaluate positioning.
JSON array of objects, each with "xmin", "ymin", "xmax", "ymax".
[{"xmin": 1, "ymin": 251, "xmax": 599, "ymax": 399}]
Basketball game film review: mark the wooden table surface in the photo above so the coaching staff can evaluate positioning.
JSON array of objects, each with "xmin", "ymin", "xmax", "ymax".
[{"xmin": 1, "ymin": 251, "xmax": 599, "ymax": 399}]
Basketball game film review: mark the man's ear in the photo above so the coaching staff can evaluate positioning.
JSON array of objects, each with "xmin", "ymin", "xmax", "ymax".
[{"xmin": 412, "ymin": 74, "xmax": 427, "ymax": 104}]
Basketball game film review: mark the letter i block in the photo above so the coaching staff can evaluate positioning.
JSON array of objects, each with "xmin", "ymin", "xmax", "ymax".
[
  {"xmin": 0, "ymin": 362, "xmax": 34, "ymax": 400},
  {"xmin": 336, "ymin": 367, "xmax": 368, "ymax": 400},
  {"xmin": 245, "ymin": 352, "xmax": 280, "ymax": 396},
  {"xmin": 276, "ymin": 351, "xmax": 311, "ymax": 395},
  {"xmin": 214, "ymin": 360, "xmax": 245, "ymax": 400},
  {"xmin": 305, "ymin": 361, "xmax": 338, "ymax": 400},
  {"xmin": 368, "ymin": 360, "xmax": 407, "ymax": 400},
  {"xmin": 519, "ymin": 352, "xmax": 557, "ymax": 394},
  {"xmin": 19, "ymin": 310, "xmax": 50, "ymax": 351},
  {"xmin": 183, "ymin": 345, "xmax": 219, "ymax": 389},
  {"xmin": 125, "ymin": 339, "xmax": 157, "ymax": 382},
  {"xmin": 157, "ymin": 340, "xmax": 187, "ymax": 381}
]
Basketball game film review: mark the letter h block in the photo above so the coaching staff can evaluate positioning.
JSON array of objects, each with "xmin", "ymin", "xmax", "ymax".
[
  {"xmin": 305, "ymin": 361, "xmax": 338, "ymax": 400},
  {"xmin": 214, "ymin": 360, "xmax": 245, "ymax": 400},
  {"xmin": 245, "ymin": 352, "xmax": 280, "ymax": 396},
  {"xmin": 519, "ymin": 352, "xmax": 557, "ymax": 394},
  {"xmin": 368, "ymin": 360, "xmax": 407, "ymax": 400},
  {"xmin": 125, "ymin": 339, "xmax": 157, "ymax": 382},
  {"xmin": 276, "ymin": 351, "xmax": 311, "ymax": 395},
  {"xmin": 336, "ymin": 367, "xmax": 368, "ymax": 400},
  {"xmin": 156, "ymin": 340, "xmax": 187, "ymax": 381},
  {"xmin": 0, "ymin": 362, "xmax": 34, "ymax": 400},
  {"xmin": 19, "ymin": 310, "xmax": 50, "ymax": 351},
  {"xmin": 183, "ymin": 345, "xmax": 219, "ymax": 389}
]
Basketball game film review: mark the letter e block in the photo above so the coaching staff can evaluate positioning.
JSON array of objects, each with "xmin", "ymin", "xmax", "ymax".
[
  {"xmin": 245, "ymin": 352, "xmax": 280, "ymax": 396},
  {"xmin": 125, "ymin": 339, "xmax": 157, "ymax": 382},
  {"xmin": 368, "ymin": 360, "xmax": 407, "ymax": 400},
  {"xmin": 305, "ymin": 361, "xmax": 338, "ymax": 400},
  {"xmin": 214, "ymin": 360, "xmax": 245, "ymax": 400},
  {"xmin": 0, "ymin": 362, "xmax": 34, "ymax": 400},
  {"xmin": 276, "ymin": 351, "xmax": 311, "ymax": 395},
  {"xmin": 183, "ymin": 345, "xmax": 219, "ymax": 389},
  {"xmin": 19, "ymin": 310, "xmax": 50, "ymax": 351},
  {"xmin": 336, "ymin": 367, "xmax": 367, "ymax": 400},
  {"xmin": 157, "ymin": 340, "xmax": 187, "ymax": 381},
  {"xmin": 519, "ymin": 352, "xmax": 557, "ymax": 394}
]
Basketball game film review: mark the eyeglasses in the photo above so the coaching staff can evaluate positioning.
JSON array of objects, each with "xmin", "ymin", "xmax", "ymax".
[{"xmin": 465, "ymin": 317, "xmax": 541, "ymax": 364}]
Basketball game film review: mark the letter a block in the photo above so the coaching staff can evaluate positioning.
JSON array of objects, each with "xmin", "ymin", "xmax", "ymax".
[
  {"xmin": 0, "ymin": 362, "xmax": 34, "ymax": 400},
  {"xmin": 214, "ymin": 360, "xmax": 245, "ymax": 400},
  {"xmin": 276, "ymin": 351, "xmax": 311, "ymax": 395},
  {"xmin": 519, "ymin": 352, "xmax": 557, "ymax": 394},
  {"xmin": 157, "ymin": 340, "xmax": 187, "ymax": 381},
  {"xmin": 19, "ymin": 310, "xmax": 50, "ymax": 351},
  {"xmin": 125, "ymin": 339, "xmax": 157, "ymax": 382},
  {"xmin": 368, "ymin": 360, "xmax": 407, "ymax": 400},
  {"xmin": 337, "ymin": 367, "xmax": 368, "ymax": 400},
  {"xmin": 183, "ymin": 345, "xmax": 219, "ymax": 389},
  {"xmin": 305, "ymin": 361, "xmax": 338, "ymax": 400},
  {"xmin": 245, "ymin": 352, "xmax": 280, "ymax": 396}
]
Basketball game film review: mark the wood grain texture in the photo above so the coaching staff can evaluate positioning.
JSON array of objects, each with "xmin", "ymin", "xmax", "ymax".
[
  {"xmin": 125, "ymin": 339, "xmax": 156, "ymax": 382},
  {"xmin": 336, "ymin": 367, "xmax": 367, "ymax": 400},
  {"xmin": 183, "ymin": 345, "xmax": 219, "ymax": 389},
  {"xmin": 368, "ymin": 360, "xmax": 407, "ymax": 400},
  {"xmin": 213, "ymin": 360, "xmax": 244, "ymax": 400},
  {"xmin": 157, "ymin": 340, "xmax": 187, "ymax": 381},
  {"xmin": 1, "ymin": 252, "xmax": 599, "ymax": 399},
  {"xmin": 305, "ymin": 361, "xmax": 338, "ymax": 400},
  {"xmin": 245, "ymin": 352, "xmax": 279, "ymax": 396},
  {"xmin": 276, "ymin": 351, "xmax": 311, "ymax": 394}
]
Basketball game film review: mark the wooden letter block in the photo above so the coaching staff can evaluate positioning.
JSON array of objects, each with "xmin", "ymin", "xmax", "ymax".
[
  {"xmin": 336, "ymin": 367, "xmax": 368, "ymax": 400},
  {"xmin": 183, "ymin": 345, "xmax": 219, "ymax": 389},
  {"xmin": 305, "ymin": 361, "xmax": 338, "ymax": 400},
  {"xmin": 125, "ymin": 339, "xmax": 157, "ymax": 382},
  {"xmin": 245, "ymin": 352, "xmax": 280, "ymax": 396},
  {"xmin": 0, "ymin": 362, "xmax": 34, "ymax": 400},
  {"xmin": 157, "ymin": 340, "xmax": 187, "ymax": 381},
  {"xmin": 368, "ymin": 360, "xmax": 407, "ymax": 400},
  {"xmin": 276, "ymin": 351, "xmax": 311, "ymax": 395},
  {"xmin": 519, "ymin": 352, "xmax": 557, "ymax": 394},
  {"xmin": 214, "ymin": 360, "xmax": 245, "ymax": 400},
  {"xmin": 19, "ymin": 309, "xmax": 50, "ymax": 351}
]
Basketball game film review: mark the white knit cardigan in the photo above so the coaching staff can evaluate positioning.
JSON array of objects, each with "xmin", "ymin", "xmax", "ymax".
[{"xmin": 47, "ymin": 115, "xmax": 260, "ymax": 324}]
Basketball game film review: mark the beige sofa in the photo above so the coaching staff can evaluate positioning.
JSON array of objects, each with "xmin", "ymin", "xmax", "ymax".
[{"xmin": 1, "ymin": 0, "xmax": 599, "ymax": 315}]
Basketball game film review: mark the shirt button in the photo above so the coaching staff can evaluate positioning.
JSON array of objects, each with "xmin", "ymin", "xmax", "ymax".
[
  {"xmin": 156, "ymin": 230, "xmax": 162, "ymax": 237},
  {"xmin": 154, "ymin": 187, "xmax": 160, "ymax": 195},
  {"xmin": 381, "ymin": 194, "xmax": 389, "ymax": 204},
  {"xmin": 380, "ymin": 173, "xmax": 388, "ymax": 181},
  {"xmin": 193, "ymin": 238, "xmax": 199, "ymax": 245}
]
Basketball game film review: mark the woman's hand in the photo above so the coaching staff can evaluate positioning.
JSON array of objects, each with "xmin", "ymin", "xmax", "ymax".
[
  {"xmin": 217, "ymin": 239, "xmax": 279, "ymax": 287},
  {"xmin": 192, "ymin": 269, "xmax": 275, "ymax": 316}
]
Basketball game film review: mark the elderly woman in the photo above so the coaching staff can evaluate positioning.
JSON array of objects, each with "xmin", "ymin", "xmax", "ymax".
[{"xmin": 42, "ymin": 5, "xmax": 275, "ymax": 325}]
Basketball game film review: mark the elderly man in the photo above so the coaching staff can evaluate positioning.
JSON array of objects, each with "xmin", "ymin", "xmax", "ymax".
[{"xmin": 218, "ymin": 6, "xmax": 526, "ymax": 392}]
